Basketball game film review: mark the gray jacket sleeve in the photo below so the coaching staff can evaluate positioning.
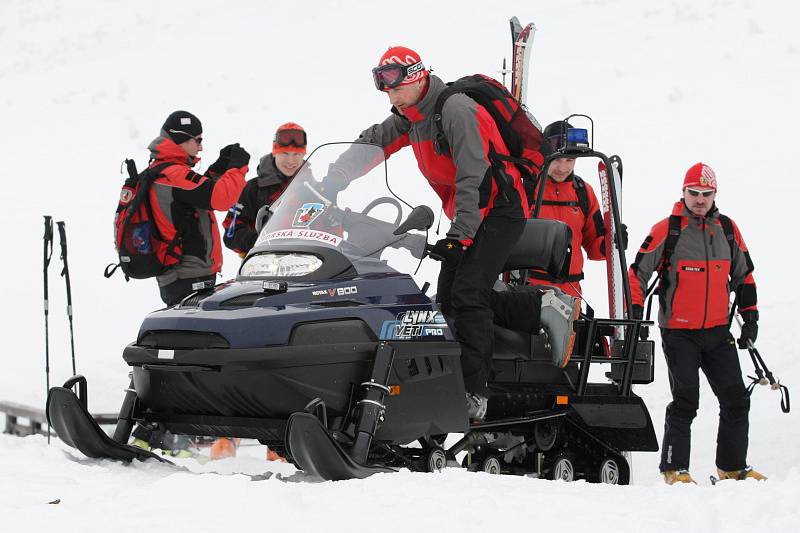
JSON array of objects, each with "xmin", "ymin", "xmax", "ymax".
[
  {"xmin": 629, "ymin": 219, "xmax": 668, "ymax": 307},
  {"xmin": 441, "ymin": 94, "xmax": 492, "ymax": 241}
]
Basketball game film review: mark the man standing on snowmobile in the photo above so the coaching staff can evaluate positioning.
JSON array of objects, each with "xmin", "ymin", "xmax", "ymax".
[
  {"xmin": 146, "ymin": 110, "xmax": 250, "ymax": 306},
  {"xmin": 223, "ymin": 122, "xmax": 308, "ymax": 256},
  {"xmin": 529, "ymin": 121, "xmax": 626, "ymax": 297},
  {"xmin": 324, "ymin": 46, "xmax": 580, "ymax": 422},
  {"xmin": 629, "ymin": 163, "xmax": 765, "ymax": 484}
]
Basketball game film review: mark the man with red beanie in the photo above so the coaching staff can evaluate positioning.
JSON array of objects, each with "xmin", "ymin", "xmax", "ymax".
[
  {"xmin": 325, "ymin": 46, "xmax": 579, "ymax": 422},
  {"xmin": 223, "ymin": 122, "xmax": 307, "ymax": 255},
  {"xmin": 629, "ymin": 162, "xmax": 765, "ymax": 484},
  {"xmin": 147, "ymin": 110, "xmax": 250, "ymax": 305}
]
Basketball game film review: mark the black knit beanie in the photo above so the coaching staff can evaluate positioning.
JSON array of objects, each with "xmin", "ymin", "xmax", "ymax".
[{"xmin": 162, "ymin": 110, "xmax": 202, "ymax": 144}]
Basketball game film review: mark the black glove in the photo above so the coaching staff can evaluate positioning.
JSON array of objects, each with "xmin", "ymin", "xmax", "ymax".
[
  {"xmin": 319, "ymin": 166, "xmax": 349, "ymax": 203},
  {"xmin": 738, "ymin": 321, "xmax": 758, "ymax": 349},
  {"xmin": 630, "ymin": 304, "xmax": 649, "ymax": 340},
  {"xmin": 227, "ymin": 144, "xmax": 251, "ymax": 169},
  {"xmin": 428, "ymin": 238, "xmax": 466, "ymax": 263},
  {"xmin": 618, "ymin": 223, "xmax": 629, "ymax": 251},
  {"xmin": 207, "ymin": 144, "xmax": 238, "ymax": 175}
]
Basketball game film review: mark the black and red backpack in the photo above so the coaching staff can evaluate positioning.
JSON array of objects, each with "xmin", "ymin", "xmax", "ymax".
[
  {"xmin": 432, "ymin": 74, "xmax": 551, "ymax": 187},
  {"xmin": 104, "ymin": 159, "xmax": 181, "ymax": 280}
]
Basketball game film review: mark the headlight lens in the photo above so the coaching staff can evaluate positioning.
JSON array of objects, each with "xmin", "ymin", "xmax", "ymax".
[{"xmin": 240, "ymin": 253, "xmax": 323, "ymax": 278}]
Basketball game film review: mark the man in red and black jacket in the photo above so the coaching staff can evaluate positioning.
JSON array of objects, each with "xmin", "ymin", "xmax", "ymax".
[
  {"xmin": 148, "ymin": 110, "xmax": 249, "ymax": 305},
  {"xmin": 329, "ymin": 47, "xmax": 580, "ymax": 421},
  {"xmin": 222, "ymin": 122, "xmax": 307, "ymax": 256},
  {"xmin": 528, "ymin": 121, "xmax": 625, "ymax": 297},
  {"xmin": 629, "ymin": 162, "xmax": 764, "ymax": 484}
]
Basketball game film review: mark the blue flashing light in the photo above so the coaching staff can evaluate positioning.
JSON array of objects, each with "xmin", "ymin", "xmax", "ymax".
[{"xmin": 566, "ymin": 128, "xmax": 589, "ymax": 146}]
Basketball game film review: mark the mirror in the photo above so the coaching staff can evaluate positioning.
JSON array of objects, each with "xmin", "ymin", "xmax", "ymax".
[{"xmin": 392, "ymin": 205, "xmax": 434, "ymax": 235}]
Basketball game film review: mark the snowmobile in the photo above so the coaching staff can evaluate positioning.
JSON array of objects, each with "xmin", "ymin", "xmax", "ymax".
[{"xmin": 47, "ymin": 140, "xmax": 657, "ymax": 483}]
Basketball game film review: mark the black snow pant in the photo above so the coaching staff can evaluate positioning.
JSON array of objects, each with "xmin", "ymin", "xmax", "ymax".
[
  {"xmin": 436, "ymin": 216, "xmax": 526, "ymax": 395},
  {"xmin": 659, "ymin": 326, "xmax": 750, "ymax": 472},
  {"xmin": 159, "ymin": 274, "xmax": 217, "ymax": 306}
]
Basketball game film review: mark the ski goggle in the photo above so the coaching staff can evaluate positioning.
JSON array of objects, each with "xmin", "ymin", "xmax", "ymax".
[
  {"xmin": 372, "ymin": 61, "xmax": 425, "ymax": 91},
  {"xmin": 685, "ymin": 188, "xmax": 715, "ymax": 197},
  {"xmin": 274, "ymin": 129, "xmax": 307, "ymax": 148}
]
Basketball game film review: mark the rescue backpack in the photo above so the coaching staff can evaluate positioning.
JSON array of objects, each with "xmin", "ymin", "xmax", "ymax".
[
  {"xmin": 432, "ymin": 74, "xmax": 551, "ymax": 186},
  {"xmin": 104, "ymin": 159, "xmax": 179, "ymax": 280}
]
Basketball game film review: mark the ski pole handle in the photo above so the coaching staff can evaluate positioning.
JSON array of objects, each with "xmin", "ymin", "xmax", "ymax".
[{"xmin": 226, "ymin": 203, "xmax": 243, "ymax": 238}]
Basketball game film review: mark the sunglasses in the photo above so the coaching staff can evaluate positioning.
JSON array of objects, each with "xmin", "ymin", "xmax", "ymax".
[
  {"xmin": 274, "ymin": 129, "xmax": 307, "ymax": 148},
  {"xmin": 169, "ymin": 129, "xmax": 202, "ymax": 144},
  {"xmin": 685, "ymin": 188, "xmax": 714, "ymax": 198},
  {"xmin": 372, "ymin": 61, "xmax": 425, "ymax": 91}
]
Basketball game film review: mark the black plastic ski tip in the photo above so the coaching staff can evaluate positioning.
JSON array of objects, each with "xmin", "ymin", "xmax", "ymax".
[
  {"xmin": 285, "ymin": 412, "xmax": 394, "ymax": 481},
  {"xmin": 46, "ymin": 385, "xmax": 170, "ymax": 464}
]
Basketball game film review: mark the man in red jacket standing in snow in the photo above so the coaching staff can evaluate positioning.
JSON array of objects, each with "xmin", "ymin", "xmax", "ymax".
[
  {"xmin": 147, "ymin": 110, "xmax": 249, "ymax": 305},
  {"xmin": 629, "ymin": 162, "xmax": 765, "ymax": 484}
]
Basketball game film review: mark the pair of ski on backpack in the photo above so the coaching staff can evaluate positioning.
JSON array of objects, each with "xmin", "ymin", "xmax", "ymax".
[{"xmin": 105, "ymin": 160, "xmax": 180, "ymax": 281}]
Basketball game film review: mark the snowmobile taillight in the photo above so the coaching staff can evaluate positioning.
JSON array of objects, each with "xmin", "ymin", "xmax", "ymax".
[
  {"xmin": 263, "ymin": 280, "xmax": 288, "ymax": 293},
  {"xmin": 566, "ymin": 128, "xmax": 590, "ymax": 150}
]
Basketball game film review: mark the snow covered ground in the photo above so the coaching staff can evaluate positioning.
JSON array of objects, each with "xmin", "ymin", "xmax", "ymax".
[{"xmin": 1, "ymin": 0, "xmax": 799, "ymax": 530}]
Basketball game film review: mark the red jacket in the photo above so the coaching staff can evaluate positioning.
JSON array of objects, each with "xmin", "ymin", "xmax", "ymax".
[
  {"xmin": 147, "ymin": 135, "xmax": 247, "ymax": 285},
  {"xmin": 334, "ymin": 75, "xmax": 529, "ymax": 241},
  {"xmin": 629, "ymin": 201, "xmax": 757, "ymax": 329},
  {"xmin": 528, "ymin": 175, "xmax": 605, "ymax": 296}
]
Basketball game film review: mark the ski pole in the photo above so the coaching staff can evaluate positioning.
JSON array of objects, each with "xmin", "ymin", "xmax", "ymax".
[
  {"xmin": 57, "ymin": 221, "xmax": 77, "ymax": 375},
  {"xmin": 735, "ymin": 314, "xmax": 790, "ymax": 413},
  {"xmin": 43, "ymin": 216, "xmax": 54, "ymax": 443}
]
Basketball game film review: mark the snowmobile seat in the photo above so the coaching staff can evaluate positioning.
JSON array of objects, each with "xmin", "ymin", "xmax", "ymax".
[{"xmin": 502, "ymin": 218, "xmax": 572, "ymax": 278}]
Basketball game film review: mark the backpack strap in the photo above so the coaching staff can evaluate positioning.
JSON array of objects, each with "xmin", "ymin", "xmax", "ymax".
[
  {"xmin": 718, "ymin": 213, "xmax": 736, "ymax": 258},
  {"xmin": 659, "ymin": 214, "xmax": 683, "ymax": 280},
  {"xmin": 572, "ymin": 176, "xmax": 590, "ymax": 219},
  {"xmin": 432, "ymin": 84, "xmax": 460, "ymax": 157}
]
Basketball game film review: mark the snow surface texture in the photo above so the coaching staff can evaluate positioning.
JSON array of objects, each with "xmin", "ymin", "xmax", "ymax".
[{"xmin": 1, "ymin": 0, "xmax": 798, "ymax": 530}]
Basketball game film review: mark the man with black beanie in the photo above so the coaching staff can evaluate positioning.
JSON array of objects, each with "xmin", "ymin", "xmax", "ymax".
[{"xmin": 146, "ymin": 110, "xmax": 250, "ymax": 305}]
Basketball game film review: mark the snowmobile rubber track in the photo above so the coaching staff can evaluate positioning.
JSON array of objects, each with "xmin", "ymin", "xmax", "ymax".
[
  {"xmin": 285, "ymin": 412, "xmax": 394, "ymax": 481},
  {"xmin": 47, "ymin": 376, "xmax": 169, "ymax": 463}
]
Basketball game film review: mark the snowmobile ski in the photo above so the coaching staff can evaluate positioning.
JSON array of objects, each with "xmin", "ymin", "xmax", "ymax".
[
  {"xmin": 47, "ymin": 375, "xmax": 170, "ymax": 463},
  {"xmin": 285, "ymin": 412, "xmax": 394, "ymax": 481}
]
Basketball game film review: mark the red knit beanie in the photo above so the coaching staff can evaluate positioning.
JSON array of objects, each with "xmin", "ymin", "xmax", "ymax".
[
  {"xmin": 683, "ymin": 162, "xmax": 717, "ymax": 191},
  {"xmin": 377, "ymin": 46, "xmax": 429, "ymax": 86}
]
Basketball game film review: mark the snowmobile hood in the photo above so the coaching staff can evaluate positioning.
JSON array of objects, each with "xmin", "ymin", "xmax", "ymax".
[
  {"xmin": 135, "ymin": 273, "xmax": 446, "ymax": 349},
  {"xmin": 147, "ymin": 133, "xmax": 200, "ymax": 167},
  {"xmin": 392, "ymin": 75, "xmax": 445, "ymax": 123}
]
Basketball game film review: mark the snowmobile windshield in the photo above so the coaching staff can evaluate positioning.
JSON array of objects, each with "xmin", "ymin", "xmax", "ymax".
[{"xmin": 241, "ymin": 142, "xmax": 428, "ymax": 279}]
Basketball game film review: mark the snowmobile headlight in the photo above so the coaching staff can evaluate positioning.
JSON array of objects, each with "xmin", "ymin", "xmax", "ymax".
[{"xmin": 240, "ymin": 253, "xmax": 323, "ymax": 278}]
